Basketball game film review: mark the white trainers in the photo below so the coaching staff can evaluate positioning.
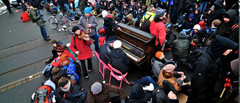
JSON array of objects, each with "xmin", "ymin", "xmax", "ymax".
[{"xmin": 142, "ymin": 83, "xmax": 154, "ymax": 91}]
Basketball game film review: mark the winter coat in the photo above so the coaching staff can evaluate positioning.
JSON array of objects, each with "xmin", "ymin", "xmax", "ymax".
[
  {"xmin": 99, "ymin": 43, "xmax": 113, "ymax": 64},
  {"xmin": 103, "ymin": 15, "xmax": 117, "ymax": 39},
  {"xmin": 28, "ymin": 6, "xmax": 44, "ymax": 26},
  {"xmin": 62, "ymin": 62, "xmax": 79, "ymax": 82},
  {"xmin": 190, "ymin": 36, "xmax": 238, "ymax": 102},
  {"xmin": 171, "ymin": 38, "xmax": 190, "ymax": 60},
  {"xmin": 55, "ymin": 85, "xmax": 87, "ymax": 103},
  {"xmin": 151, "ymin": 57, "xmax": 176, "ymax": 78},
  {"xmin": 157, "ymin": 70, "xmax": 181, "ymax": 92},
  {"xmin": 165, "ymin": 30, "xmax": 176, "ymax": 48},
  {"xmin": 217, "ymin": 9, "xmax": 239, "ymax": 43},
  {"xmin": 182, "ymin": 13, "xmax": 198, "ymax": 29},
  {"xmin": 78, "ymin": 15, "xmax": 98, "ymax": 37},
  {"xmin": 127, "ymin": 83, "xmax": 152, "ymax": 103},
  {"xmin": 109, "ymin": 48, "xmax": 130, "ymax": 74},
  {"xmin": 88, "ymin": 82, "xmax": 126, "ymax": 103},
  {"xmin": 70, "ymin": 35, "xmax": 93, "ymax": 60},
  {"xmin": 150, "ymin": 18, "xmax": 166, "ymax": 46}
]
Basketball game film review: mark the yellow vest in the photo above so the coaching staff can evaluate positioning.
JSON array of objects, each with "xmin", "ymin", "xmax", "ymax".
[{"xmin": 142, "ymin": 11, "xmax": 156, "ymax": 22}]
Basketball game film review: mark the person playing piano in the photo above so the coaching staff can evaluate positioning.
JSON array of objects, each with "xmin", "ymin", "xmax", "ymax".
[
  {"xmin": 109, "ymin": 40, "xmax": 130, "ymax": 74},
  {"xmin": 99, "ymin": 36, "xmax": 116, "ymax": 65}
]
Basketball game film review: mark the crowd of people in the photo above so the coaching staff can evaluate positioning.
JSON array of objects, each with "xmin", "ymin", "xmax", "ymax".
[{"xmin": 3, "ymin": 0, "xmax": 237, "ymax": 103}]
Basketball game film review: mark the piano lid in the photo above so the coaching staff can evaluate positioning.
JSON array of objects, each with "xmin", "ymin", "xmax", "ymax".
[{"xmin": 116, "ymin": 23, "xmax": 155, "ymax": 42}]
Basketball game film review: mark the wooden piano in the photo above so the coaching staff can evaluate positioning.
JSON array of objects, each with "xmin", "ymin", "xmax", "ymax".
[{"xmin": 114, "ymin": 23, "xmax": 156, "ymax": 71}]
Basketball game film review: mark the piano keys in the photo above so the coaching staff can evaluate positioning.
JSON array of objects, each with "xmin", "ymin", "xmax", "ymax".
[{"xmin": 114, "ymin": 23, "xmax": 156, "ymax": 71}]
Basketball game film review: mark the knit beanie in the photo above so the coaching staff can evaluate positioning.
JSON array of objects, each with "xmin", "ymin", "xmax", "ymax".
[
  {"xmin": 91, "ymin": 82, "xmax": 103, "ymax": 94},
  {"xmin": 155, "ymin": 51, "xmax": 163, "ymax": 59},
  {"xmin": 84, "ymin": 7, "xmax": 92, "ymax": 14},
  {"xmin": 60, "ymin": 54, "xmax": 69, "ymax": 62},
  {"xmin": 101, "ymin": 10, "xmax": 108, "ymax": 18},
  {"xmin": 57, "ymin": 46, "xmax": 65, "ymax": 52},
  {"xmin": 162, "ymin": 64, "xmax": 175, "ymax": 73},
  {"xmin": 155, "ymin": 8, "xmax": 165, "ymax": 17},
  {"xmin": 113, "ymin": 40, "xmax": 122, "ymax": 49},
  {"xmin": 72, "ymin": 26, "xmax": 80, "ymax": 33},
  {"xmin": 198, "ymin": 21, "xmax": 206, "ymax": 29}
]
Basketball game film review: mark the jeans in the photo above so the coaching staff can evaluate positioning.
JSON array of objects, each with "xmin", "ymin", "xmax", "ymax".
[
  {"xmin": 37, "ymin": 9, "xmax": 44, "ymax": 21},
  {"xmin": 90, "ymin": 34, "xmax": 100, "ymax": 53},
  {"xmin": 178, "ymin": 12, "xmax": 183, "ymax": 24},
  {"xmin": 134, "ymin": 76, "xmax": 159, "ymax": 88},
  {"xmin": 64, "ymin": 4, "xmax": 69, "ymax": 12},
  {"xmin": 199, "ymin": 2, "xmax": 208, "ymax": 14},
  {"xmin": 40, "ymin": 26, "xmax": 48, "ymax": 39}
]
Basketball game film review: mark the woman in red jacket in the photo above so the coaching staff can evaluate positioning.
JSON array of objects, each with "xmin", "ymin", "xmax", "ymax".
[{"xmin": 70, "ymin": 26, "xmax": 93, "ymax": 79}]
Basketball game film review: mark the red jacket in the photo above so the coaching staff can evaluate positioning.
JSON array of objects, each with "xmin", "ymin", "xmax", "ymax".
[
  {"xmin": 70, "ymin": 36, "xmax": 93, "ymax": 60},
  {"xmin": 51, "ymin": 49, "xmax": 75, "ymax": 67},
  {"xmin": 150, "ymin": 20, "xmax": 166, "ymax": 46}
]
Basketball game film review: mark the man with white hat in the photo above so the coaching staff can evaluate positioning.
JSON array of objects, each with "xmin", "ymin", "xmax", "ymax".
[{"xmin": 109, "ymin": 40, "xmax": 130, "ymax": 74}]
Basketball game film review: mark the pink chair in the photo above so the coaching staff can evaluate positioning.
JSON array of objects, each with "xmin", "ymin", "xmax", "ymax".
[
  {"xmin": 108, "ymin": 64, "xmax": 130, "ymax": 88},
  {"xmin": 95, "ymin": 51, "xmax": 111, "ymax": 80}
]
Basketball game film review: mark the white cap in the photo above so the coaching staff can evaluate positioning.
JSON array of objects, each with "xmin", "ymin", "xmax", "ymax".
[
  {"xmin": 101, "ymin": 10, "xmax": 108, "ymax": 18},
  {"xmin": 113, "ymin": 40, "xmax": 122, "ymax": 49},
  {"xmin": 193, "ymin": 24, "xmax": 201, "ymax": 30}
]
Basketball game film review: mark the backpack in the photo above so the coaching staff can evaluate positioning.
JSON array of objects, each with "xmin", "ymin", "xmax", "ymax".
[
  {"xmin": 42, "ymin": 64, "xmax": 53, "ymax": 77},
  {"xmin": 140, "ymin": 15, "xmax": 152, "ymax": 33},
  {"xmin": 21, "ymin": 11, "xmax": 31, "ymax": 22},
  {"xmin": 186, "ymin": 47, "xmax": 207, "ymax": 72},
  {"xmin": 32, "ymin": 85, "xmax": 54, "ymax": 103}
]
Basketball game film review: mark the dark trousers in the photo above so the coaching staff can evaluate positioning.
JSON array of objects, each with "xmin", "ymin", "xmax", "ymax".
[
  {"xmin": 80, "ymin": 58, "xmax": 92, "ymax": 76},
  {"xmin": 2, "ymin": 0, "xmax": 12, "ymax": 13},
  {"xmin": 109, "ymin": 96, "xmax": 121, "ymax": 103},
  {"xmin": 90, "ymin": 34, "xmax": 100, "ymax": 53},
  {"xmin": 40, "ymin": 26, "xmax": 48, "ymax": 39},
  {"xmin": 70, "ymin": 1, "xmax": 75, "ymax": 11}
]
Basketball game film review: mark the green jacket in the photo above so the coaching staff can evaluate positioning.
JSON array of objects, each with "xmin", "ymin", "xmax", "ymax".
[
  {"xmin": 28, "ymin": 6, "xmax": 44, "ymax": 26},
  {"xmin": 142, "ymin": 11, "xmax": 156, "ymax": 23}
]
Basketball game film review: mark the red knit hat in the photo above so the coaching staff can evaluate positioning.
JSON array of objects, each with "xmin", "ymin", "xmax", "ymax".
[
  {"xmin": 155, "ymin": 51, "xmax": 163, "ymax": 59},
  {"xmin": 57, "ymin": 46, "xmax": 65, "ymax": 52},
  {"xmin": 199, "ymin": 21, "xmax": 206, "ymax": 29}
]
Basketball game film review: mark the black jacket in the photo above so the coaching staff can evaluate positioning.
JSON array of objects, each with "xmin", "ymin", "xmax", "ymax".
[
  {"xmin": 127, "ymin": 83, "xmax": 152, "ymax": 103},
  {"xmin": 99, "ymin": 43, "xmax": 113, "ymax": 64},
  {"xmin": 172, "ymin": 35, "xmax": 190, "ymax": 60},
  {"xmin": 165, "ymin": 30, "xmax": 176, "ymax": 48},
  {"xmin": 217, "ymin": 9, "xmax": 239, "ymax": 43},
  {"xmin": 109, "ymin": 48, "xmax": 130, "ymax": 74},
  {"xmin": 103, "ymin": 16, "xmax": 117, "ymax": 40},
  {"xmin": 55, "ymin": 85, "xmax": 87, "ymax": 103},
  {"xmin": 190, "ymin": 36, "xmax": 238, "ymax": 102}
]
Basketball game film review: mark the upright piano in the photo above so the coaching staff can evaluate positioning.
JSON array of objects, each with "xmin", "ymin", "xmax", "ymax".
[{"xmin": 114, "ymin": 23, "xmax": 156, "ymax": 71}]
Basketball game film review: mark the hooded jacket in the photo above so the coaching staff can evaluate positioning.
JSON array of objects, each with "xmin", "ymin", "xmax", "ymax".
[
  {"xmin": 127, "ymin": 83, "xmax": 152, "ymax": 103},
  {"xmin": 88, "ymin": 82, "xmax": 126, "ymax": 103},
  {"xmin": 150, "ymin": 17, "xmax": 166, "ymax": 46},
  {"xmin": 78, "ymin": 15, "xmax": 98, "ymax": 37},
  {"xmin": 109, "ymin": 48, "xmax": 130, "ymax": 74},
  {"xmin": 99, "ymin": 43, "xmax": 113, "ymax": 64},
  {"xmin": 182, "ymin": 13, "xmax": 198, "ymax": 29},
  {"xmin": 217, "ymin": 9, "xmax": 239, "ymax": 43},
  {"xmin": 62, "ymin": 62, "xmax": 79, "ymax": 82},
  {"xmin": 171, "ymin": 33, "xmax": 190, "ymax": 59},
  {"xmin": 103, "ymin": 14, "xmax": 117, "ymax": 39},
  {"xmin": 55, "ymin": 84, "xmax": 87, "ymax": 103},
  {"xmin": 190, "ymin": 35, "xmax": 238, "ymax": 102}
]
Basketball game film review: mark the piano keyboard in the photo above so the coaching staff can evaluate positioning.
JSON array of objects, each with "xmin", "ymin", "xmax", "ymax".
[{"xmin": 121, "ymin": 48, "xmax": 141, "ymax": 62}]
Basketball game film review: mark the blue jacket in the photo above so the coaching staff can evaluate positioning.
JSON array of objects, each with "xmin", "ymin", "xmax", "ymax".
[{"xmin": 62, "ymin": 62, "xmax": 79, "ymax": 82}]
